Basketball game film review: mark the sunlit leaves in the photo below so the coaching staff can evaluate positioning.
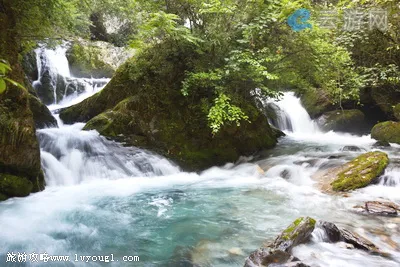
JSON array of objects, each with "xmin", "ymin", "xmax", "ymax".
[{"xmin": 208, "ymin": 93, "xmax": 249, "ymax": 134}]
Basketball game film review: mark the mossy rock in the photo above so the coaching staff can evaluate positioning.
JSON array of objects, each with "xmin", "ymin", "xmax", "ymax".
[
  {"xmin": 370, "ymin": 87, "xmax": 400, "ymax": 119},
  {"xmin": 331, "ymin": 151, "xmax": 389, "ymax": 192},
  {"xmin": 317, "ymin": 109, "xmax": 365, "ymax": 133},
  {"xmin": 300, "ymin": 88, "xmax": 334, "ymax": 118},
  {"xmin": 64, "ymin": 41, "xmax": 280, "ymax": 171},
  {"xmin": 371, "ymin": 121, "xmax": 400, "ymax": 144},
  {"xmin": 28, "ymin": 94, "xmax": 58, "ymax": 129},
  {"xmin": 273, "ymin": 217, "xmax": 316, "ymax": 252},
  {"xmin": 0, "ymin": 174, "xmax": 33, "ymax": 197},
  {"xmin": 393, "ymin": 104, "xmax": 400, "ymax": 121}
]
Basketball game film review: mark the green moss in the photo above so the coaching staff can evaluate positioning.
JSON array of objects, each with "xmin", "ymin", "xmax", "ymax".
[
  {"xmin": 300, "ymin": 88, "xmax": 334, "ymax": 118},
  {"xmin": 281, "ymin": 217, "xmax": 316, "ymax": 241},
  {"xmin": 331, "ymin": 151, "xmax": 389, "ymax": 191},
  {"xmin": 0, "ymin": 174, "xmax": 33, "ymax": 197},
  {"xmin": 371, "ymin": 121, "xmax": 400, "ymax": 144}
]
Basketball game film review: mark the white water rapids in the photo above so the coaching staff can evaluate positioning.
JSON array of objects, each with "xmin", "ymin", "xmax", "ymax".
[{"xmin": 0, "ymin": 49, "xmax": 398, "ymax": 266}]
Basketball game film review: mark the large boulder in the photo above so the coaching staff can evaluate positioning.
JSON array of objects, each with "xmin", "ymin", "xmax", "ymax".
[
  {"xmin": 370, "ymin": 87, "xmax": 400, "ymax": 120},
  {"xmin": 60, "ymin": 42, "xmax": 280, "ymax": 171},
  {"xmin": 371, "ymin": 121, "xmax": 400, "ymax": 144},
  {"xmin": 317, "ymin": 109, "xmax": 365, "ymax": 133},
  {"xmin": 0, "ymin": 83, "xmax": 45, "ymax": 200},
  {"xmin": 66, "ymin": 40, "xmax": 133, "ymax": 78},
  {"xmin": 300, "ymin": 88, "xmax": 334, "ymax": 118},
  {"xmin": 331, "ymin": 151, "xmax": 389, "ymax": 191}
]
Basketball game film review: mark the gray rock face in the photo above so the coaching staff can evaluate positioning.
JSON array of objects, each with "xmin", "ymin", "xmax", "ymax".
[
  {"xmin": 339, "ymin": 229, "xmax": 382, "ymax": 255},
  {"xmin": 317, "ymin": 109, "xmax": 366, "ymax": 133}
]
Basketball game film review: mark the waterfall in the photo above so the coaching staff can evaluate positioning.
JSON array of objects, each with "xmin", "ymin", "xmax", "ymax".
[
  {"xmin": 270, "ymin": 92, "xmax": 320, "ymax": 134},
  {"xmin": 32, "ymin": 44, "xmax": 110, "ymax": 106}
]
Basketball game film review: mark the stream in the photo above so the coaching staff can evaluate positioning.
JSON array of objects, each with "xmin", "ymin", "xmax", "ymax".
[{"xmin": 0, "ymin": 48, "xmax": 399, "ymax": 267}]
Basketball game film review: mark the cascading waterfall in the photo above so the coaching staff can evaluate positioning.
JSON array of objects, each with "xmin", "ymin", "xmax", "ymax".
[
  {"xmin": 268, "ymin": 92, "xmax": 320, "ymax": 134},
  {"xmin": 33, "ymin": 44, "xmax": 110, "ymax": 107},
  {"xmin": 0, "ymin": 53, "xmax": 399, "ymax": 267}
]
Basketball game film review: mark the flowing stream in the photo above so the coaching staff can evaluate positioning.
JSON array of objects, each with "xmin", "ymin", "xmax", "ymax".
[{"xmin": 0, "ymin": 49, "xmax": 399, "ymax": 267}]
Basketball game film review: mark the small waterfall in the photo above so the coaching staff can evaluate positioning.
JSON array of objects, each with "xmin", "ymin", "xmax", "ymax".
[
  {"xmin": 38, "ymin": 124, "xmax": 180, "ymax": 186},
  {"xmin": 271, "ymin": 92, "xmax": 320, "ymax": 134},
  {"xmin": 379, "ymin": 167, "xmax": 400, "ymax": 187},
  {"xmin": 32, "ymin": 44, "xmax": 110, "ymax": 106}
]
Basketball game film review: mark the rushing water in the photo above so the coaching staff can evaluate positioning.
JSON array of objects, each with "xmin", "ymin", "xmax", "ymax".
[{"xmin": 0, "ymin": 51, "xmax": 399, "ymax": 266}]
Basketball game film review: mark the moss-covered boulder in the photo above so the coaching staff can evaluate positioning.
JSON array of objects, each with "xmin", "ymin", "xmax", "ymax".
[
  {"xmin": 66, "ymin": 40, "xmax": 133, "ymax": 78},
  {"xmin": 61, "ymin": 42, "xmax": 280, "ymax": 171},
  {"xmin": 0, "ymin": 174, "xmax": 33, "ymax": 198},
  {"xmin": 300, "ymin": 88, "xmax": 334, "ymax": 118},
  {"xmin": 317, "ymin": 109, "xmax": 365, "ymax": 133},
  {"xmin": 393, "ymin": 104, "xmax": 400, "ymax": 121},
  {"xmin": 371, "ymin": 121, "xmax": 400, "ymax": 144},
  {"xmin": 28, "ymin": 94, "xmax": 58, "ymax": 129},
  {"xmin": 331, "ymin": 152, "xmax": 389, "ymax": 192},
  {"xmin": 273, "ymin": 217, "xmax": 316, "ymax": 252}
]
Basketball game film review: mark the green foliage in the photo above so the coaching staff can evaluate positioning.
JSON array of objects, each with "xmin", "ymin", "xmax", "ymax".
[
  {"xmin": 0, "ymin": 60, "xmax": 25, "ymax": 94},
  {"xmin": 208, "ymin": 93, "xmax": 249, "ymax": 134}
]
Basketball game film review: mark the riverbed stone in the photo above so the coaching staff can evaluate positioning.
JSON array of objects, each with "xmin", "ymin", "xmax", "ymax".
[
  {"xmin": 371, "ymin": 121, "xmax": 400, "ymax": 144},
  {"xmin": 331, "ymin": 151, "xmax": 389, "ymax": 192},
  {"xmin": 273, "ymin": 217, "xmax": 316, "ymax": 252},
  {"xmin": 339, "ymin": 229, "xmax": 382, "ymax": 255},
  {"xmin": 356, "ymin": 201, "xmax": 400, "ymax": 217},
  {"xmin": 244, "ymin": 248, "xmax": 309, "ymax": 267}
]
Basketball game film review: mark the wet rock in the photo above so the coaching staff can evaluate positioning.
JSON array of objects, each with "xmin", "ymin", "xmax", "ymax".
[
  {"xmin": 318, "ymin": 221, "xmax": 342, "ymax": 242},
  {"xmin": 331, "ymin": 151, "xmax": 389, "ymax": 192},
  {"xmin": 293, "ymin": 159, "xmax": 320, "ymax": 167},
  {"xmin": 371, "ymin": 121, "xmax": 400, "ymax": 144},
  {"xmin": 273, "ymin": 217, "xmax": 316, "ymax": 252},
  {"xmin": 372, "ymin": 140, "xmax": 391, "ymax": 148},
  {"xmin": 317, "ymin": 109, "xmax": 366, "ymax": 133},
  {"xmin": 0, "ymin": 174, "xmax": 33, "ymax": 198},
  {"xmin": 244, "ymin": 248, "xmax": 308, "ymax": 267},
  {"xmin": 356, "ymin": 201, "xmax": 400, "ymax": 217},
  {"xmin": 280, "ymin": 169, "xmax": 291, "ymax": 179},
  {"xmin": 339, "ymin": 146, "xmax": 365, "ymax": 152},
  {"xmin": 339, "ymin": 229, "xmax": 382, "ymax": 255},
  {"xmin": 28, "ymin": 94, "xmax": 58, "ymax": 129}
]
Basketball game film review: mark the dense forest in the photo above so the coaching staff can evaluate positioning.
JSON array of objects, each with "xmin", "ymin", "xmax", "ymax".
[{"xmin": 0, "ymin": 0, "xmax": 399, "ymax": 266}]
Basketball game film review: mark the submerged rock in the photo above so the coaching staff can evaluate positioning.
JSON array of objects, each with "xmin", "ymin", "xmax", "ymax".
[
  {"xmin": 339, "ymin": 146, "xmax": 365, "ymax": 152},
  {"xmin": 371, "ymin": 121, "xmax": 400, "ymax": 144},
  {"xmin": 317, "ymin": 109, "xmax": 365, "ymax": 133},
  {"xmin": 331, "ymin": 151, "xmax": 389, "ymax": 192}
]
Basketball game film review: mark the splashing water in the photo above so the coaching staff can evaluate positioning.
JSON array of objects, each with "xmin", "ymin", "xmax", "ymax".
[{"xmin": 0, "ymin": 53, "xmax": 399, "ymax": 267}]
